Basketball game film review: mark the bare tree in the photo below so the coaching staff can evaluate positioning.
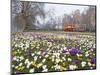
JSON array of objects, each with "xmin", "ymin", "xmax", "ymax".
[
  {"xmin": 81, "ymin": 6, "xmax": 96, "ymax": 32},
  {"xmin": 11, "ymin": 0, "xmax": 45, "ymax": 33}
]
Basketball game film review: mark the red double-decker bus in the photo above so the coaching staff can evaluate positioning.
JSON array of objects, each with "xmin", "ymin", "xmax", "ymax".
[{"xmin": 64, "ymin": 24, "xmax": 76, "ymax": 32}]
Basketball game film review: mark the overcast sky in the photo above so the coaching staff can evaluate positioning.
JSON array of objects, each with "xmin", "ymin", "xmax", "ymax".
[
  {"xmin": 35, "ymin": 3, "xmax": 90, "ymax": 26},
  {"xmin": 44, "ymin": 3, "xmax": 89, "ymax": 17}
]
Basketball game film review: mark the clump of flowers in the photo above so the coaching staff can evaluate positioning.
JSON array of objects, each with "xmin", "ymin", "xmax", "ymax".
[{"xmin": 11, "ymin": 32, "xmax": 96, "ymax": 74}]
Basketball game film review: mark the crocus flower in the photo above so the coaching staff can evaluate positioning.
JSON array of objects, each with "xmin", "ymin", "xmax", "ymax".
[
  {"xmin": 73, "ymin": 60, "xmax": 80, "ymax": 64},
  {"xmin": 69, "ymin": 49, "xmax": 83, "ymax": 56},
  {"xmin": 69, "ymin": 49, "xmax": 78, "ymax": 56},
  {"xmin": 91, "ymin": 58, "xmax": 96, "ymax": 64}
]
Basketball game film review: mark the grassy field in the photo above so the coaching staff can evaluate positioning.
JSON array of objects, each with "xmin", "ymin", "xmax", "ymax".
[
  {"xmin": 23, "ymin": 30, "xmax": 95, "ymax": 35},
  {"xmin": 11, "ymin": 31, "xmax": 96, "ymax": 74}
]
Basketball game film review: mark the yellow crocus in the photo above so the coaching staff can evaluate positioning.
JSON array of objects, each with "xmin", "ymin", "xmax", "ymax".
[
  {"xmin": 17, "ymin": 66, "xmax": 25, "ymax": 71},
  {"xmin": 32, "ymin": 61, "xmax": 37, "ymax": 67},
  {"xmin": 60, "ymin": 66, "xmax": 67, "ymax": 71}
]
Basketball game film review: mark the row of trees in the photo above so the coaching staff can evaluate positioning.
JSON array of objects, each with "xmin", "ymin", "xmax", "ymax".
[
  {"xmin": 46, "ymin": 7, "xmax": 96, "ymax": 32},
  {"xmin": 11, "ymin": 0, "xmax": 96, "ymax": 33},
  {"xmin": 64, "ymin": 7, "xmax": 96, "ymax": 32}
]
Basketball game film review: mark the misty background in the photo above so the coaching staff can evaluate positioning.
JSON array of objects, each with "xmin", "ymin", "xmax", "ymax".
[{"xmin": 11, "ymin": 0, "xmax": 96, "ymax": 33}]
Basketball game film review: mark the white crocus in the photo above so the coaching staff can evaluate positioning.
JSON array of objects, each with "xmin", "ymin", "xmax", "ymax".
[
  {"xmin": 19, "ymin": 56, "xmax": 24, "ymax": 60},
  {"xmin": 25, "ymin": 59, "xmax": 29, "ymax": 64},
  {"xmin": 19, "ymin": 62, "xmax": 23, "ymax": 66},
  {"xmin": 76, "ymin": 54, "xmax": 80, "ymax": 57},
  {"xmin": 13, "ymin": 56, "xmax": 19, "ymax": 62},
  {"xmin": 15, "ymin": 44, "xmax": 18, "ymax": 47},
  {"xmin": 67, "ymin": 58, "xmax": 72, "ymax": 62},
  {"xmin": 39, "ymin": 56, "xmax": 42, "ymax": 59},
  {"xmin": 37, "ymin": 51, "xmax": 41, "ymax": 55},
  {"xmin": 42, "ymin": 59, "xmax": 46, "ymax": 63},
  {"xmin": 52, "ymin": 55, "xmax": 55, "ymax": 59},
  {"xmin": 61, "ymin": 48, "xmax": 63, "ymax": 51},
  {"xmin": 93, "ymin": 44, "xmax": 95, "ymax": 48},
  {"xmin": 52, "ymin": 58, "xmax": 54, "ymax": 62},
  {"xmin": 20, "ymin": 42, "xmax": 24, "ymax": 48},
  {"xmin": 90, "ymin": 67, "xmax": 93, "ymax": 69},
  {"xmin": 26, "ymin": 61, "xmax": 32, "ymax": 69},
  {"xmin": 64, "ymin": 47, "xmax": 67, "ymax": 50},
  {"xmin": 13, "ymin": 56, "xmax": 17, "ymax": 61},
  {"xmin": 15, "ymin": 66, "xmax": 18, "ymax": 69},
  {"xmin": 48, "ymin": 42, "xmax": 52, "ymax": 47},
  {"xmin": 85, "ymin": 51, "xmax": 89, "ymax": 57},
  {"xmin": 12, "ymin": 65, "xmax": 15, "ymax": 68},
  {"xmin": 36, "ymin": 46, "xmax": 39, "ymax": 49},
  {"xmin": 69, "ymin": 65, "xmax": 77, "ymax": 70},
  {"xmin": 56, "ymin": 58, "xmax": 60, "ymax": 63},
  {"xmin": 26, "ymin": 41, "xmax": 30, "ymax": 47},
  {"xmin": 42, "ymin": 69, "xmax": 48, "ymax": 72},
  {"xmin": 53, "ymin": 53, "xmax": 60, "ymax": 57},
  {"xmin": 29, "ymin": 36, "xmax": 33, "ymax": 41},
  {"xmin": 45, "ymin": 54, "xmax": 49, "ymax": 58},
  {"xmin": 29, "ymin": 68, "xmax": 34, "ymax": 73},
  {"xmin": 56, "ymin": 53, "xmax": 60, "ymax": 57},
  {"xmin": 88, "ymin": 62, "xmax": 92, "ymax": 66},
  {"xmin": 42, "ymin": 65, "xmax": 47, "ymax": 70},
  {"xmin": 81, "ymin": 61, "xmax": 86, "ymax": 67},
  {"xmin": 54, "ymin": 64, "xmax": 61, "ymax": 70},
  {"xmin": 31, "ymin": 53, "xmax": 34, "ymax": 56},
  {"xmin": 34, "ymin": 56, "xmax": 38, "ymax": 61}
]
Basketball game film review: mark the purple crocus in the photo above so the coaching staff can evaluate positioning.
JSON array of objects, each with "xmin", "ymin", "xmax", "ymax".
[
  {"xmin": 73, "ymin": 60, "xmax": 80, "ymax": 64},
  {"xmin": 69, "ymin": 49, "xmax": 83, "ymax": 56},
  {"xmin": 77, "ymin": 50, "xmax": 83, "ymax": 54},
  {"xmin": 53, "ymin": 39, "xmax": 58, "ymax": 42},
  {"xmin": 69, "ymin": 49, "xmax": 78, "ymax": 56},
  {"xmin": 91, "ymin": 58, "xmax": 96, "ymax": 64},
  {"xmin": 48, "ymin": 39, "xmax": 54, "ymax": 43}
]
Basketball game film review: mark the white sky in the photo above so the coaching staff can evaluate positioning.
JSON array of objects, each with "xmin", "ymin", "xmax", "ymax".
[
  {"xmin": 44, "ymin": 3, "xmax": 89, "ymax": 17},
  {"xmin": 35, "ymin": 3, "xmax": 90, "ymax": 26}
]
